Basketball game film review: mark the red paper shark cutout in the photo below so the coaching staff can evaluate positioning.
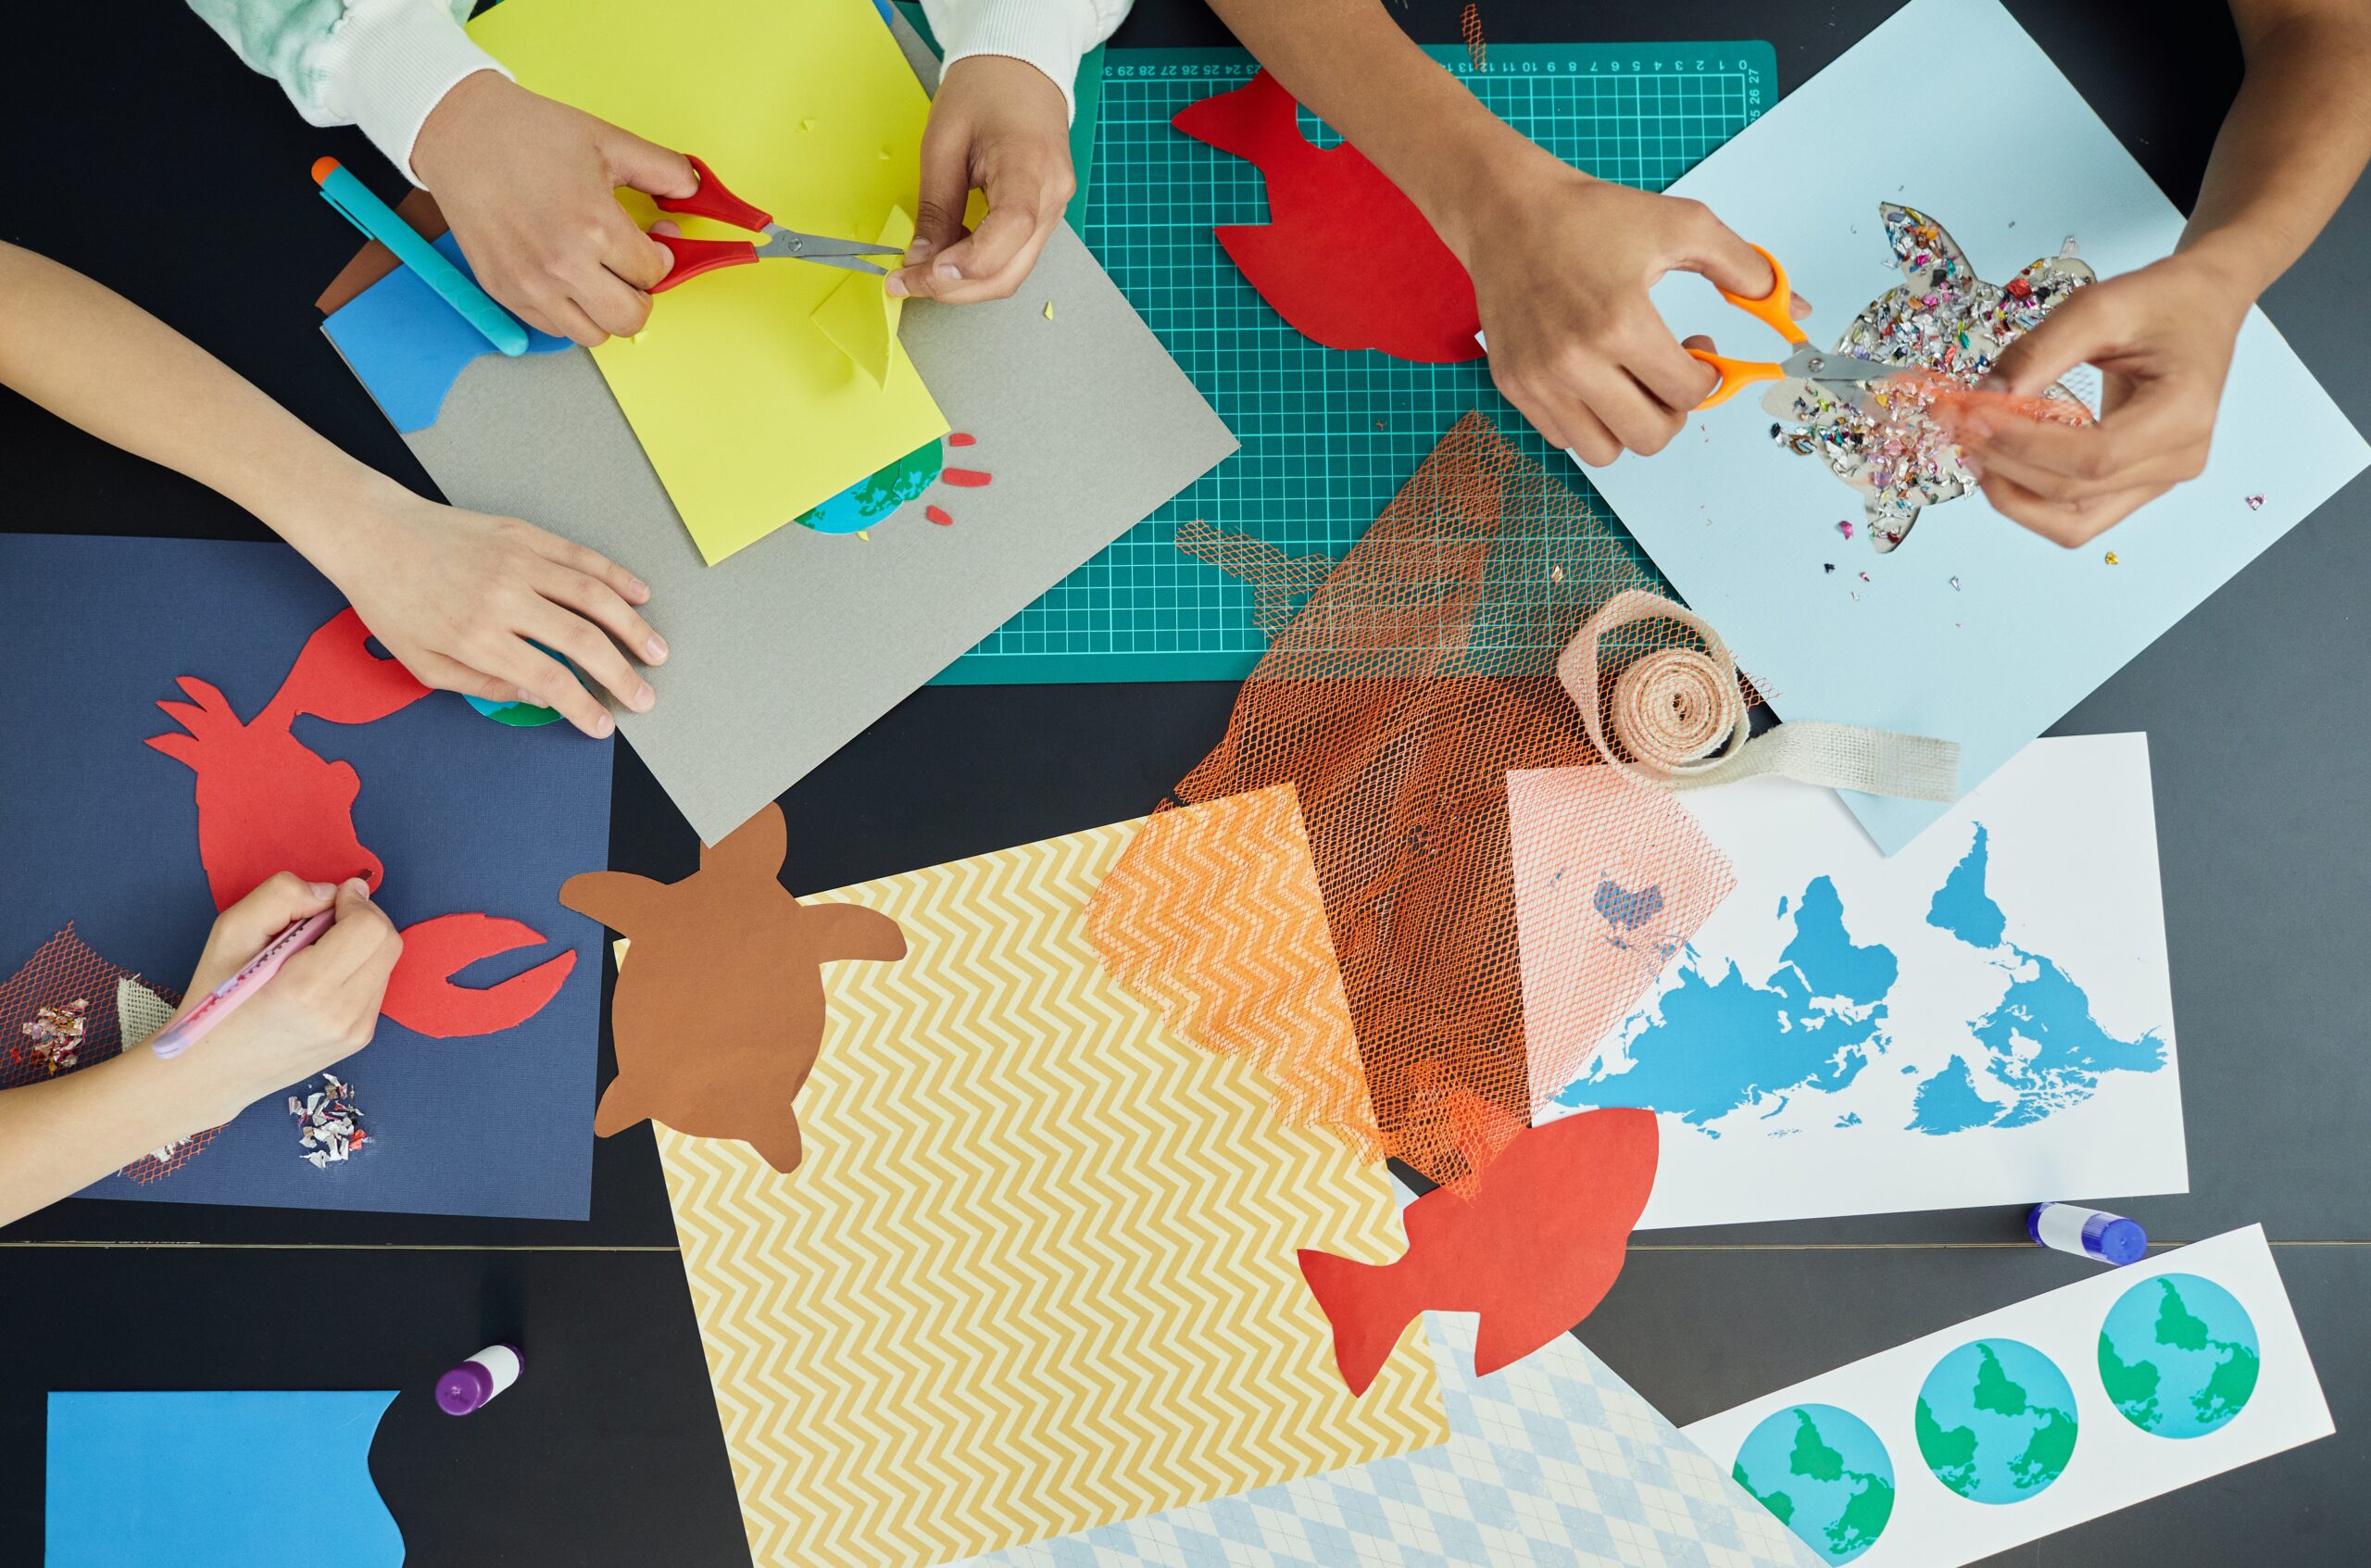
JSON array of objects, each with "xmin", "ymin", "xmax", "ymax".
[{"xmin": 1173, "ymin": 70, "xmax": 1483, "ymax": 363}]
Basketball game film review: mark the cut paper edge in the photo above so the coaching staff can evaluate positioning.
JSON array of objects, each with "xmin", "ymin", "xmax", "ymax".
[
  {"xmin": 812, "ymin": 206, "xmax": 915, "ymax": 389},
  {"xmin": 45, "ymin": 1390, "xmax": 404, "ymax": 1568}
]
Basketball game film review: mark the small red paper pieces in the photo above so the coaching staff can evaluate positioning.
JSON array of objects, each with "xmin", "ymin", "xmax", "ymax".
[
  {"xmin": 1298, "ymin": 1108, "xmax": 1658, "ymax": 1395},
  {"xmin": 560, "ymin": 802, "xmax": 907, "ymax": 1173},
  {"xmin": 1173, "ymin": 70, "xmax": 1483, "ymax": 363},
  {"xmin": 147, "ymin": 608, "xmax": 575, "ymax": 1040}
]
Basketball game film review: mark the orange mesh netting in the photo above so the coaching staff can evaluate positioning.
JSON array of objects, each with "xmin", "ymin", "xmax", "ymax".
[
  {"xmin": 1089, "ymin": 784, "xmax": 1384, "ymax": 1162},
  {"xmin": 1173, "ymin": 518, "xmax": 1339, "ymax": 636},
  {"xmin": 1, "ymin": 925, "xmax": 214, "ymax": 1183},
  {"xmin": 1108, "ymin": 412, "xmax": 1745, "ymax": 1192}
]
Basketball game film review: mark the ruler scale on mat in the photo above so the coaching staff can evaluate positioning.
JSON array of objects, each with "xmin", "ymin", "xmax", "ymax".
[{"xmin": 932, "ymin": 42, "xmax": 1776, "ymax": 685}]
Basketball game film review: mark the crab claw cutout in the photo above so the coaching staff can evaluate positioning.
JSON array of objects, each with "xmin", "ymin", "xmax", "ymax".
[
  {"xmin": 560, "ymin": 803, "xmax": 907, "ymax": 1174},
  {"xmin": 381, "ymin": 913, "xmax": 580, "ymax": 1040}
]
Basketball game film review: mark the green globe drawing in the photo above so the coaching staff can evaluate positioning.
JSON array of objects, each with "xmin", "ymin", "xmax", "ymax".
[
  {"xmin": 2099, "ymin": 1273, "xmax": 2262, "ymax": 1438},
  {"xmin": 1914, "ymin": 1337, "xmax": 2078, "ymax": 1504},
  {"xmin": 1731, "ymin": 1402, "xmax": 1895, "ymax": 1564}
]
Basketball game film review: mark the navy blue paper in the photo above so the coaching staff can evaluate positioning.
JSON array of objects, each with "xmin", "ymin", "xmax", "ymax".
[{"xmin": 0, "ymin": 534, "xmax": 609, "ymax": 1219}]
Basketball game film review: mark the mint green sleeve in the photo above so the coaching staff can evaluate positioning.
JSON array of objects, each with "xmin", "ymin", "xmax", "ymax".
[{"xmin": 185, "ymin": 0, "xmax": 508, "ymax": 181}]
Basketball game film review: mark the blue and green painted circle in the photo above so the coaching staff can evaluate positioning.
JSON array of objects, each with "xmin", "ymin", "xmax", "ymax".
[
  {"xmin": 795, "ymin": 438, "xmax": 945, "ymax": 535},
  {"xmin": 2099, "ymin": 1273, "xmax": 2262, "ymax": 1438},
  {"xmin": 1914, "ymin": 1337, "xmax": 2078, "ymax": 1504},
  {"xmin": 1730, "ymin": 1402, "xmax": 1895, "ymax": 1564}
]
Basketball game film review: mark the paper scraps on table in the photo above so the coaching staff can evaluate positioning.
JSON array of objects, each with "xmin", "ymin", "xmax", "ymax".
[
  {"xmin": 328, "ymin": 6, "xmax": 1232, "ymax": 845},
  {"xmin": 650, "ymin": 797, "xmax": 1447, "ymax": 1568},
  {"xmin": 1538, "ymin": 732, "xmax": 2186, "ymax": 1229},
  {"xmin": 947, "ymin": 1306, "xmax": 1822, "ymax": 1568},
  {"xmin": 561, "ymin": 801, "xmax": 906, "ymax": 1172},
  {"xmin": 288, "ymin": 1073, "xmax": 370, "ymax": 1168},
  {"xmin": 47, "ymin": 1390, "xmax": 405, "ymax": 1568},
  {"xmin": 1172, "ymin": 517, "xmax": 1337, "ymax": 635},
  {"xmin": 0, "ymin": 532, "xmax": 608, "ymax": 1219},
  {"xmin": 467, "ymin": 0, "xmax": 950, "ymax": 563},
  {"xmin": 1574, "ymin": 0, "xmax": 2370, "ymax": 857},
  {"xmin": 145, "ymin": 608, "xmax": 578, "ymax": 1042},
  {"xmin": 1173, "ymin": 69, "xmax": 1481, "ymax": 362},
  {"xmin": 1299, "ymin": 1109, "xmax": 1656, "ymax": 1396},
  {"xmin": 811, "ymin": 205, "xmax": 913, "ymax": 388},
  {"xmin": 1686, "ymin": 1227, "xmax": 2328, "ymax": 1568},
  {"xmin": 1765, "ymin": 204, "xmax": 2094, "ymax": 551},
  {"xmin": 0, "ymin": 926, "xmax": 218, "ymax": 1182},
  {"xmin": 1086, "ymin": 784, "xmax": 1380, "ymax": 1162},
  {"xmin": 1561, "ymin": 588, "xmax": 1960, "ymax": 800},
  {"xmin": 1171, "ymin": 410, "xmax": 1737, "ymax": 1190},
  {"xmin": 320, "ymin": 230, "xmax": 571, "ymax": 432}
]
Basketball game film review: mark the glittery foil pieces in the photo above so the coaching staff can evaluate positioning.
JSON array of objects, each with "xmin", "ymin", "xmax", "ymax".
[{"xmin": 1766, "ymin": 203, "xmax": 2093, "ymax": 551}]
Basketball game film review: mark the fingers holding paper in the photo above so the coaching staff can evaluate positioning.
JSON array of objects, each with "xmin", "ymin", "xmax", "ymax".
[
  {"xmin": 1949, "ymin": 256, "xmax": 2247, "ymax": 545},
  {"xmin": 888, "ymin": 56, "xmax": 1076, "ymax": 305}
]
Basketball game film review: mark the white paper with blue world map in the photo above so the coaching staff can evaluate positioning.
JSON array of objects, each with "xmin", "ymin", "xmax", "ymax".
[
  {"xmin": 1529, "ymin": 733, "xmax": 2184, "ymax": 1229},
  {"xmin": 1683, "ymin": 1226, "xmax": 2329, "ymax": 1567}
]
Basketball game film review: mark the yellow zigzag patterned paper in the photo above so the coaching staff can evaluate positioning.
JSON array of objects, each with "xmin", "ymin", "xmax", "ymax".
[{"xmin": 654, "ymin": 791, "xmax": 1449, "ymax": 1568}]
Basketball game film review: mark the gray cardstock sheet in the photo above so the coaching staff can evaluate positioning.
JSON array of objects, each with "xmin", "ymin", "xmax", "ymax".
[{"xmin": 370, "ymin": 12, "xmax": 1236, "ymax": 844}]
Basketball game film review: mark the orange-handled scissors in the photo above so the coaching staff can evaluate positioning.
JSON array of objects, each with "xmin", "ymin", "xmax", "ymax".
[{"xmin": 1686, "ymin": 245, "xmax": 1896, "ymax": 413}]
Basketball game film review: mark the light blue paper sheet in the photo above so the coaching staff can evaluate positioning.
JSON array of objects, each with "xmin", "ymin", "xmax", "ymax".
[
  {"xmin": 1574, "ymin": 0, "xmax": 2368, "ymax": 853},
  {"xmin": 46, "ymin": 1390, "xmax": 404, "ymax": 1567}
]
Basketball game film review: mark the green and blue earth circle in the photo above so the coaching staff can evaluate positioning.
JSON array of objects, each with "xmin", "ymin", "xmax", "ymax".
[
  {"xmin": 2099, "ymin": 1272, "xmax": 2262, "ymax": 1438},
  {"xmin": 1914, "ymin": 1337, "xmax": 2079, "ymax": 1504},
  {"xmin": 1730, "ymin": 1402, "xmax": 1895, "ymax": 1564},
  {"xmin": 795, "ymin": 438, "xmax": 944, "ymax": 535}
]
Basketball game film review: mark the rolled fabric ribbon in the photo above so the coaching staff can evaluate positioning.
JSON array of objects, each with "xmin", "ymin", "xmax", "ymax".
[{"xmin": 1556, "ymin": 590, "xmax": 1961, "ymax": 802}]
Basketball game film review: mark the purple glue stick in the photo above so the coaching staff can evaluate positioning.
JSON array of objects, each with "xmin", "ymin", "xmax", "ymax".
[
  {"xmin": 2028, "ymin": 1202, "xmax": 2147, "ymax": 1266},
  {"xmin": 436, "ymin": 1343, "xmax": 524, "ymax": 1416}
]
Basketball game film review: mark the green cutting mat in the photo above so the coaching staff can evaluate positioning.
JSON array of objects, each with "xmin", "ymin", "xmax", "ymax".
[{"xmin": 935, "ymin": 42, "xmax": 1776, "ymax": 685}]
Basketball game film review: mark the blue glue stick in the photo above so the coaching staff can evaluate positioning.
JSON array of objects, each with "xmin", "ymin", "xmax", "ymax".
[{"xmin": 2028, "ymin": 1202, "xmax": 2147, "ymax": 1266}]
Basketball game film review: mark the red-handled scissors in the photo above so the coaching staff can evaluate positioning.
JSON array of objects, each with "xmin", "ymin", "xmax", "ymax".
[
  {"xmin": 648, "ymin": 154, "xmax": 903, "ymax": 294},
  {"xmin": 1686, "ymin": 245, "xmax": 1897, "ymax": 414}
]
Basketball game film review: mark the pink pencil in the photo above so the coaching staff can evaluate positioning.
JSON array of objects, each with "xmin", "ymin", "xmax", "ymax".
[{"xmin": 146, "ymin": 910, "xmax": 333, "ymax": 1060}]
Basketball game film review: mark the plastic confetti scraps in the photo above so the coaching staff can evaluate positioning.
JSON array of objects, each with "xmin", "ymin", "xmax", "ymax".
[
  {"xmin": 19, "ymin": 997, "xmax": 87, "ymax": 1074},
  {"xmin": 289, "ymin": 1074, "xmax": 369, "ymax": 1168},
  {"xmin": 1767, "ymin": 203, "xmax": 2093, "ymax": 552}
]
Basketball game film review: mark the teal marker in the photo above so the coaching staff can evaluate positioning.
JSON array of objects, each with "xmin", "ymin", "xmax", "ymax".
[{"xmin": 311, "ymin": 157, "xmax": 529, "ymax": 357}]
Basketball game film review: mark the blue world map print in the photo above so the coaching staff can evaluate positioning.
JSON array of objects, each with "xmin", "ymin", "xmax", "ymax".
[{"xmin": 1560, "ymin": 820, "xmax": 2167, "ymax": 1136}]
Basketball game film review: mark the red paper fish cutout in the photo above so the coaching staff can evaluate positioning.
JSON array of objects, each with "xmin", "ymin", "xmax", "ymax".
[
  {"xmin": 146, "ymin": 608, "xmax": 577, "ymax": 1039},
  {"xmin": 1298, "ymin": 1108, "xmax": 1658, "ymax": 1395},
  {"xmin": 1173, "ymin": 70, "xmax": 1483, "ymax": 363}
]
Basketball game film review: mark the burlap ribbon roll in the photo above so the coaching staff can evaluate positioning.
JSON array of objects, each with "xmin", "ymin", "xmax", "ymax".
[{"xmin": 1556, "ymin": 590, "xmax": 1961, "ymax": 802}]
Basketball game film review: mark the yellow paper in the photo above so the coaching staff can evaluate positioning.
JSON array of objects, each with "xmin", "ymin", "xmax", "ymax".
[
  {"xmin": 469, "ymin": 0, "xmax": 948, "ymax": 564},
  {"xmin": 810, "ymin": 207, "xmax": 912, "ymax": 389},
  {"xmin": 654, "ymin": 795, "xmax": 1448, "ymax": 1568}
]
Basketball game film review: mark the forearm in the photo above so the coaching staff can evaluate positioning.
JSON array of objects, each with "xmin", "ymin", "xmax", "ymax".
[
  {"xmin": 2181, "ymin": 0, "xmax": 2371, "ymax": 297},
  {"xmin": 0, "ymin": 244, "xmax": 397, "ymax": 563},
  {"xmin": 1200, "ymin": 0, "xmax": 1557, "ymax": 257},
  {"xmin": 0, "ymin": 1051, "xmax": 230, "ymax": 1227}
]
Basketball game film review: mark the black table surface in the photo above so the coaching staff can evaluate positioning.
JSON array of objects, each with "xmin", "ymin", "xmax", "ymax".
[{"xmin": 4, "ymin": 2, "xmax": 2364, "ymax": 1562}]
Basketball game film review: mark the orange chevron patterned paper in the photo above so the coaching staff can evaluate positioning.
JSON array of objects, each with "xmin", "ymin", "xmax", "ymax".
[
  {"xmin": 1088, "ymin": 785, "xmax": 1384, "ymax": 1164},
  {"xmin": 653, "ymin": 790, "xmax": 1449, "ymax": 1568}
]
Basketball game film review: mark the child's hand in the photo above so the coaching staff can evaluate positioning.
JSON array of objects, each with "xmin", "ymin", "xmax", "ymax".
[
  {"xmin": 309, "ymin": 480, "xmax": 667, "ymax": 739},
  {"xmin": 412, "ymin": 71, "xmax": 696, "ymax": 345},
  {"xmin": 1951, "ymin": 255, "xmax": 2249, "ymax": 546},
  {"xmin": 1458, "ymin": 165, "xmax": 1799, "ymax": 465},
  {"xmin": 175, "ymin": 874, "xmax": 402, "ymax": 1127},
  {"xmin": 886, "ymin": 56, "xmax": 1076, "ymax": 305}
]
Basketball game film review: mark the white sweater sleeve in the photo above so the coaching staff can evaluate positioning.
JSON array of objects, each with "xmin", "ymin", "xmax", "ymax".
[
  {"xmin": 921, "ymin": 0, "xmax": 1132, "ymax": 123},
  {"xmin": 186, "ymin": 0, "xmax": 511, "ymax": 183}
]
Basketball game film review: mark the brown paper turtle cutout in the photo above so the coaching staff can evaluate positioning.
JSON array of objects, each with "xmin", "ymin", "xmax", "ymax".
[{"xmin": 560, "ymin": 802, "xmax": 906, "ymax": 1173}]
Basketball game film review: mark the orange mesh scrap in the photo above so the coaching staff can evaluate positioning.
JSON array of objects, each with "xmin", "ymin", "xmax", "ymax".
[
  {"xmin": 1174, "ymin": 518, "xmax": 1338, "ymax": 636},
  {"xmin": 1088, "ymin": 783, "xmax": 1384, "ymax": 1162},
  {"xmin": 1158, "ymin": 411, "xmax": 1740, "ymax": 1192},
  {"xmin": 0, "ymin": 925, "xmax": 213, "ymax": 1183}
]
